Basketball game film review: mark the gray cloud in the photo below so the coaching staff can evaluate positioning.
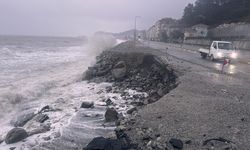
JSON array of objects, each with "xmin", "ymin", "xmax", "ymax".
[{"xmin": 0, "ymin": 0, "xmax": 195, "ymax": 36}]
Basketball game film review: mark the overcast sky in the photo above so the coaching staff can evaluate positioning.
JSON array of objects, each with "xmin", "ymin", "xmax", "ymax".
[{"xmin": 0, "ymin": 0, "xmax": 195, "ymax": 36}]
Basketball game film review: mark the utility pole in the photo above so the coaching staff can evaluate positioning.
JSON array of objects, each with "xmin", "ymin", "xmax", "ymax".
[{"xmin": 134, "ymin": 16, "xmax": 141, "ymax": 45}]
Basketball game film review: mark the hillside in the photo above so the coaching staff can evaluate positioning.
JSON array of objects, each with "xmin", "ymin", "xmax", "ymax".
[{"xmin": 181, "ymin": 0, "xmax": 250, "ymax": 27}]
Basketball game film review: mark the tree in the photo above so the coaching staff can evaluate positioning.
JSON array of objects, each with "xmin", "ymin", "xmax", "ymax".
[
  {"xmin": 181, "ymin": 0, "xmax": 250, "ymax": 27},
  {"xmin": 181, "ymin": 3, "xmax": 195, "ymax": 26}
]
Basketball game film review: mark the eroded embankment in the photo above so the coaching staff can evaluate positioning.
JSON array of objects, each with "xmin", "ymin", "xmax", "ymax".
[
  {"xmin": 82, "ymin": 44, "xmax": 178, "ymax": 149},
  {"xmin": 84, "ymin": 50, "xmax": 177, "ymax": 107}
]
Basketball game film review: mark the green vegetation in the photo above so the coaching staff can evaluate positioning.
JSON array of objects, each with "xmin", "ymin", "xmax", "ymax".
[{"xmin": 181, "ymin": 0, "xmax": 250, "ymax": 27}]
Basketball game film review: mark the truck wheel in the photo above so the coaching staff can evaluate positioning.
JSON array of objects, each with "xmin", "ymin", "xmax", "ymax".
[{"xmin": 201, "ymin": 53, "xmax": 207, "ymax": 59}]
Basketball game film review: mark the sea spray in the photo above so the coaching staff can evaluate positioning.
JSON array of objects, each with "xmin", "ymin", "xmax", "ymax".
[{"xmin": 0, "ymin": 35, "xmax": 118, "ymax": 149}]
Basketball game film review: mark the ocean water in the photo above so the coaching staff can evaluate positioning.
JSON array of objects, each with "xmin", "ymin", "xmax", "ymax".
[
  {"xmin": 0, "ymin": 36, "xmax": 89, "ymax": 118},
  {"xmin": 0, "ymin": 35, "xmax": 126, "ymax": 149}
]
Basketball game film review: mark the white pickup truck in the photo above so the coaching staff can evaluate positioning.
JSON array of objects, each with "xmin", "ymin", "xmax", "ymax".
[{"xmin": 199, "ymin": 41, "xmax": 238, "ymax": 61}]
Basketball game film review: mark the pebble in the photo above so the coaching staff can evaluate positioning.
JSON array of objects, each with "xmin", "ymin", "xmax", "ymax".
[
  {"xmin": 185, "ymin": 140, "xmax": 192, "ymax": 144},
  {"xmin": 147, "ymin": 141, "xmax": 152, "ymax": 147},
  {"xmin": 169, "ymin": 138, "xmax": 184, "ymax": 150}
]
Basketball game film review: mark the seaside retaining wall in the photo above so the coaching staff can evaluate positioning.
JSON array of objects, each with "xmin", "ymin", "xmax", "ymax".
[
  {"xmin": 184, "ymin": 38, "xmax": 212, "ymax": 47},
  {"xmin": 184, "ymin": 23, "xmax": 250, "ymax": 50},
  {"xmin": 184, "ymin": 38, "xmax": 250, "ymax": 50}
]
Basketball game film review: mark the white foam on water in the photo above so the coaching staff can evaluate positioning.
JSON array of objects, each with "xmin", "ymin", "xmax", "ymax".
[{"xmin": 0, "ymin": 35, "xmax": 127, "ymax": 149}]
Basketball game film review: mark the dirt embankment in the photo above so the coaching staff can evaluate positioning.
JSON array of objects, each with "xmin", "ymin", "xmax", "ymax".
[
  {"xmin": 82, "ymin": 42, "xmax": 178, "ymax": 149},
  {"xmin": 84, "ymin": 50, "xmax": 177, "ymax": 104}
]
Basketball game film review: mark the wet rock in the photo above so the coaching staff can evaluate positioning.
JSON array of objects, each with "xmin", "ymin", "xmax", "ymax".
[
  {"xmin": 83, "ymin": 137, "xmax": 128, "ymax": 150},
  {"xmin": 105, "ymin": 108, "xmax": 118, "ymax": 122},
  {"xmin": 202, "ymin": 137, "xmax": 237, "ymax": 149},
  {"xmin": 148, "ymin": 98, "xmax": 158, "ymax": 104},
  {"xmin": 169, "ymin": 138, "xmax": 183, "ymax": 150},
  {"xmin": 96, "ymin": 67, "xmax": 111, "ymax": 76},
  {"xmin": 146, "ymin": 140, "xmax": 152, "ymax": 147},
  {"xmin": 106, "ymin": 86, "xmax": 112, "ymax": 92},
  {"xmin": 112, "ymin": 61, "xmax": 127, "ymax": 80},
  {"xmin": 106, "ymin": 98, "xmax": 113, "ymax": 106},
  {"xmin": 39, "ymin": 105, "xmax": 50, "ymax": 113},
  {"xmin": 185, "ymin": 140, "xmax": 192, "ymax": 144},
  {"xmin": 39, "ymin": 105, "xmax": 62, "ymax": 113},
  {"xmin": 142, "ymin": 135, "xmax": 152, "ymax": 141},
  {"xmin": 143, "ymin": 99, "xmax": 149, "ymax": 105},
  {"xmin": 157, "ymin": 88, "xmax": 164, "ymax": 97},
  {"xmin": 241, "ymin": 118, "xmax": 245, "ymax": 122},
  {"xmin": 10, "ymin": 110, "xmax": 36, "ymax": 127},
  {"xmin": 221, "ymin": 89, "xmax": 228, "ymax": 93},
  {"xmin": 50, "ymin": 131, "xmax": 61, "ymax": 139},
  {"xmin": 5, "ymin": 128, "xmax": 28, "ymax": 144},
  {"xmin": 0, "ymin": 136, "xmax": 3, "ymax": 144},
  {"xmin": 131, "ymin": 101, "xmax": 144, "ymax": 106},
  {"xmin": 157, "ymin": 116, "xmax": 162, "ymax": 119},
  {"xmin": 81, "ymin": 101, "xmax": 94, "ymax": 109},
  {"xmin": 127, "ymin": 107, "xmax": 137, "ymax": 114},
  {"xmin": 83, "ymin": 69, "xmax": 94, "ymax": 80},
  {"xmin": 42, "ymin": 136, "xmax": 51, "ymax": 141},
  {"xmin": 27, "ymin": 123, "xmax": 50, "ymax": 136},
  {"xmin": 34, "ymin": 114, "xmax": 49, "ymax": 123}
]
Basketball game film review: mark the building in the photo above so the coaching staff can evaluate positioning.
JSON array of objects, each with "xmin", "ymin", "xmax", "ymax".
[
  {"xmin": 184, "ymin": 24, "xmax": 208, "ymax": 39},
  {"xmin": 147, "ymin": 25, "xmax": 158, "ymax": 41},
  {"xmin": 146, "ymin": 18, "xmax": 181, "ymax": 41}
]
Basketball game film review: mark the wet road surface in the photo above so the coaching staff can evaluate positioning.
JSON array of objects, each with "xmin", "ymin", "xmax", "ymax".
[{"xmin": 144, "ymin": 41, "xmax": 250, "ymax": 77}]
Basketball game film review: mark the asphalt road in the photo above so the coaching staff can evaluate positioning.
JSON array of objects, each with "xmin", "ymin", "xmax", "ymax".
[
  {"xmin": 144, "ymin": 41, "xmax": 250, "ymax": 78},
  {"xmin": 126, "ymin": 41, "xmax": 250, "ymax": 149}
]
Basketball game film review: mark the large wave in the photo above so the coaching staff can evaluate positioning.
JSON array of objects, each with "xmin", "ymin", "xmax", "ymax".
[
  {"xmin": 0, "ymin": 34, "xmax": 117, "ymax": 123},
  {"xmin": 0, "ymin": 47, "xmax": 17, "ymax": 57}
]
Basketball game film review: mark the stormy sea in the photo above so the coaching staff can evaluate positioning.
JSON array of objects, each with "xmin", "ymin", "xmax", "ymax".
[{"xmin": 0, "ymin": 35, "xmax": 122, "ymax": 149}]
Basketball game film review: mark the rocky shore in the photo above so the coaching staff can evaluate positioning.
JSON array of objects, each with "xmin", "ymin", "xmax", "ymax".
[
  {"xmin": 84, "ymin": 48, "xmax": 177, "ymax": 105},
  {"xmin": 82, "ymin": 41, "xmax": 178, "ymax": 149},
  {"xmin": 2, "ymin": 41, "xmax": 246, "ymax": 150},
  {"xmin": 0, "ymin": 41, "xmax": 178, "ymax": 150}
]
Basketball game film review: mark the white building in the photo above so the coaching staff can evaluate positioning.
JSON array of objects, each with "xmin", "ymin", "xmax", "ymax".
[
  {"xmin": 184, "ymin": 24, "xmax": 208, "ymax": 39},
  {"xmin": 147, "ymin": 18, "xmax": 179, "ymax": 41}
]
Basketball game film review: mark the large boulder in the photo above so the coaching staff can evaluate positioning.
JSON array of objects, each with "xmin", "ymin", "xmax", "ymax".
[
  {"xmin": 81, "ymin": 101, "xmax": 94, "ymax": 109},
  {"xmin": 83, "ymin": 137, "xmax": 125, "ymax": 150},
  {"xmin": 111, "ymin": 61, "xmax": 127, "ymax": 80},
  {"xmin": 105, "ymin": 108, "xmax": 118, "ymax": 122},
  {"xmin": 5, "ymin": 128, "xmax": 28, "ymax": 144},
  {"xmin": 0, "ymin": 136, "xmax": 3, "ymax": 144},
  {"xmin": 10, "ymin": 110, "xmax": 36, "ymax": 127},
  {"xmin": 26, "ymin": 123, "xmax": 50, "ymax": 136},
  {"xmin": 34, "ymin": 114, "xmax": 49, "ymax": 123},
  {"xmin": 24, "ymin": 117, "xmax": 51, "ymax": 136}
]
